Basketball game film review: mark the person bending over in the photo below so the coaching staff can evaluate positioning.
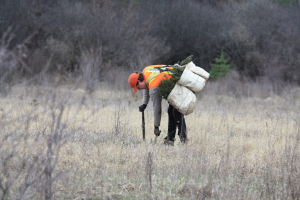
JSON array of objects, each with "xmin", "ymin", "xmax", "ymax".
[{"xmin": 128, "ymin": 65, "xmax": 187, "ymax": 145}]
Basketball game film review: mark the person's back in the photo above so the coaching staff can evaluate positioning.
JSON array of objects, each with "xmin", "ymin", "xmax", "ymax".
[
  {"xmin": 128, "ymin": 65, "xmax": 187, "ymax": 145},
  {"xmin": 143, "ymin": 65, "xmax": 173, "ymax": 90}
]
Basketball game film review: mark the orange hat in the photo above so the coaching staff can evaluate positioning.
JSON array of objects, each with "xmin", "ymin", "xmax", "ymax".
[{"xmin": 128, "ymin": 73, "xmax": 139, "ymax": 93}]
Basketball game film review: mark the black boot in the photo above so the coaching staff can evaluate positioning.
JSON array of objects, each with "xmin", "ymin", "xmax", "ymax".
[{"xmin": 163, "ymin": 136, "xmax": 174, "ymax": 146}]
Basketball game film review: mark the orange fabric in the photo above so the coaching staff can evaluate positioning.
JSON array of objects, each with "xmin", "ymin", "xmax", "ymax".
[
  {"xmin": 128, "ymin": 73, "xmax": 139, "ymax": 93},
  {"xmin": 148, "ymin": 73, "xmax": 172, "ymax": 89},
  {"xmin": 143, "ymin": 65, "xmax": 173, "ymax": 90}
]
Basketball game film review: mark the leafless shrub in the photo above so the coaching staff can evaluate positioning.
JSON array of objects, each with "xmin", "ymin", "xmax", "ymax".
[
  {"xmin": 0, "ymin": 83, "xmax": 90, "ymax": 199},
  {"xmin": 0, "ymin": 27, "xmax": 17, "ymax": 81},
  {"xmin": 0, "ymin": 27, "xmax": 34, "ymax": 95},
  {"xmin": 139, "ymin": 0, "xmax": 229, "ymax": 69},
  {"xmin": 79, "ymin": 47, "xmax": 103, "ymax": 93},
  {"xmin": 223, "ymin": 0, "xmax": 300, "ymax": 83},
  {"xmin": 0, "ymin": 0, "xmax": 170, "ymax": 78}
]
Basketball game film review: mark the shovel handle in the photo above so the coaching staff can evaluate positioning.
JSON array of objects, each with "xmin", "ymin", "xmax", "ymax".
[{"xmin": 142, "ymin": 111, "xmax": 145, "ymax": 140}]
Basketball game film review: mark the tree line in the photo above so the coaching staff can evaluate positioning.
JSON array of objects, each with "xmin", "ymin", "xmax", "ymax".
[{"xmin": 1, "ymin": 0, "xmax": 300, "ymax": 85}]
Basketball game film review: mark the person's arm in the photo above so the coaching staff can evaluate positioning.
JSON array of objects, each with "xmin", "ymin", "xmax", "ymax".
[
  {"xmin": 149, "ymin": 87, "xmax": 162, "ymax": 127},
  {"xmin": 143, "ymin": 88, "xmax": 150, "ymax": 105},
  {"xmin": 138, "ymin": 88, "xmax": 150, "ymax": 112}
]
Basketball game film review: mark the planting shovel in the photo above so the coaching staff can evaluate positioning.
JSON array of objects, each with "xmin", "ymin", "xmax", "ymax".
[
  {"xmin": 142, "ymin": 111, "xmax": 160, "ymax": 142},
  {"xmin": 142, "ymin": 111, "xmax": 145, "ymax": 140}
]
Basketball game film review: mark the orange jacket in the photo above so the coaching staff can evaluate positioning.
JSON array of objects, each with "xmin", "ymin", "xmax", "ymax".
[{"xmin": 143, "ymin": 65, "xmax": 173, "ymax": 90}]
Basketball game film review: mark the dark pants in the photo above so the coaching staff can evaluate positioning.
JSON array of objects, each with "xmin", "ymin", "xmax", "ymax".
[{"xmin": 167, "ymin": 104, "xmax": 187, "ymax": 142}]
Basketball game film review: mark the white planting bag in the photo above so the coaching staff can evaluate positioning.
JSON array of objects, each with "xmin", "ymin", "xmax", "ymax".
[
  {"xmin": 186, "ymin": 61, "xmax": 210, "ymax": 80},
  {"xmin": 177, "ymin": 67, "xmax": 206, "ymax": 93},
  {"xmin": 167, "ymin": 83, "xmax": 196, "ymax": 115}
]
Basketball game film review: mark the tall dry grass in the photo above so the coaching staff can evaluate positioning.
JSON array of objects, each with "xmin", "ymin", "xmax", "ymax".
[{"xmin": 1, "ymin": 78, "xmax": 300, "ymax": 199}]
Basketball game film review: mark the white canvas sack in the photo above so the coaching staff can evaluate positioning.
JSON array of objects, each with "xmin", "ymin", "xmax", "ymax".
[
  {"xmin": 167, "ymin": 83, "xmax": 196, "ymax": 115},
  {"xmin": 177, "ymin": 67, "xmax": 206, "ymax": 93},
  {"xmin": 186, "ymin": 61, "xmax": 210, "ymax": 80}
]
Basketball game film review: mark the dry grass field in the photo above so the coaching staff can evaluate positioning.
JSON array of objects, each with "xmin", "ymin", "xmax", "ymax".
[{"xmin": 1, "ymin": 80, "xmax": 300, "ymax": 199}]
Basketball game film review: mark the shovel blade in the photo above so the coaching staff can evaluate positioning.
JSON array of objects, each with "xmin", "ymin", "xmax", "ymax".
[{"xmin": 142, "ymin": 111, "xmax": 145, "ymax": 140}]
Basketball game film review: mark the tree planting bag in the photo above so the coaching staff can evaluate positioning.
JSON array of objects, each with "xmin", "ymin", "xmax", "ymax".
[
  {"xmin": 167, "ymin": 83, "xmax": 196, "ymax": 115},
  {"xmin": 177, "ymin": 67, "xmax": 206, "ymax": 93},
  {"xmin": 186, "ymin": 61, "xmax": 210, "ymax": 80}
]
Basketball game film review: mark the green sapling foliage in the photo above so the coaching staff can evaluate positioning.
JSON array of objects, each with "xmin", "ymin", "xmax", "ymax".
[
  {"xmin": 210, "ymin": 49, "xmax": 231, "ymax": 79},
  {"xmin": 156, "ymin": 55, "xmax": 192, "ymax": 99},
  {"xmin": 179, "ymin": 55, "xmax": 193, "ymax": 66},
  {"xmin": 157, "ymin": 67, "xmax": 185, "ymax": 99}
]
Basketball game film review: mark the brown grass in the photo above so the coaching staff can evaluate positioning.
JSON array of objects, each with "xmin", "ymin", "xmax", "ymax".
[{"xmin": 1, "ymin": 81, "xmax": 300, "ymax": 199}]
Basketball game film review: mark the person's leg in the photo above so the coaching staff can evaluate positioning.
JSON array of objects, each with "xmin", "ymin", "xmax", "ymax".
[
  {"xmin": 179, "ymin": 117, "xmax": 187, "ymax": 142},
  {"xmin": 173, "ymin": 109, "xmax": 187, "ymax": 142},
  {"xmin": 166, "ymin": 104, "xmax": 176, "ymax": 141}
]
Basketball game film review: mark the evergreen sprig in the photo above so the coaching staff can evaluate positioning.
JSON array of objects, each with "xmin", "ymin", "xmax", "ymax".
[
  {"xmin": 179, "ymin": 55, "xmax": 193, "ymax": 66},
  {"xmin": 157, "ymin": 76, "xmax": 177, "ymax": 100},
  {"xmin": 156, "ymin": 55, "xmax": 193, "ymax": 99},
  {"xmin": 172, "ymin": 66, "xmax": 185, "ymax": 78},
  {"xmin": 156, "ymin": 66, "xmax": 185, "ymax": 99}
]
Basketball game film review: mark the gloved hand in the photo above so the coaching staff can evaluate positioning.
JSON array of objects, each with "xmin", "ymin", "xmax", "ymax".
[
  {"xmin": 154, "ymin": 126, "xmax": 161, "ymax": 136},
  {"xmin": 139, "ymin": 104, "xmax": 147, "ymax": 112}
]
